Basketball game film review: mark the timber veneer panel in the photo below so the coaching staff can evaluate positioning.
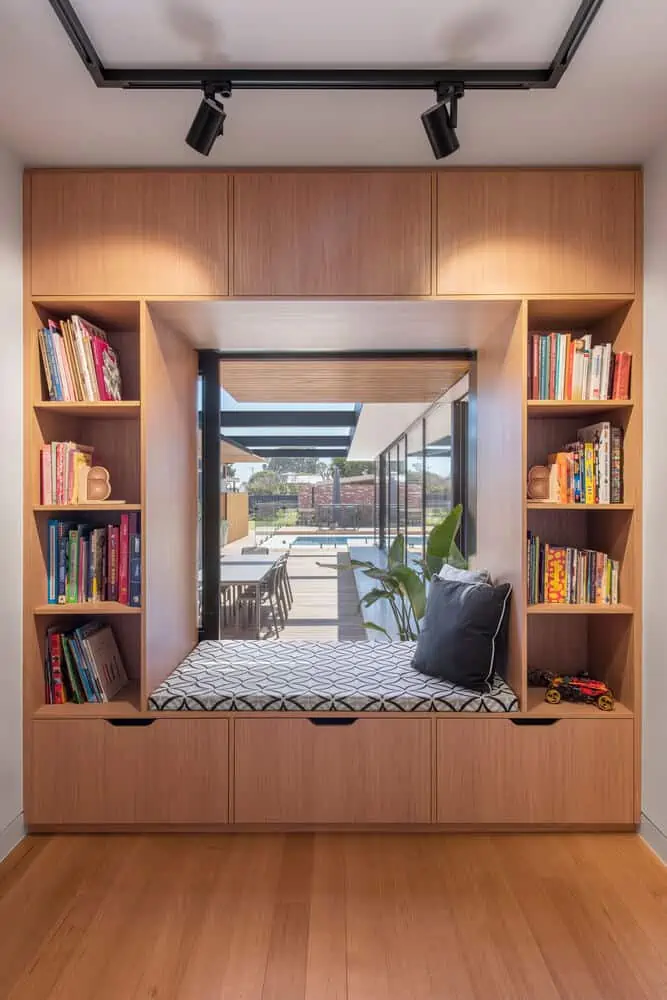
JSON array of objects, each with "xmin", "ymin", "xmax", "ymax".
[
  {"xmin": 232, "ymin": 172, "xmax": 432, "ymax": 296},
  {"xmin": 436, "ymin": 718, "xmax": 634, "ymax": 825},
  {"xmin": 29, "ymin": 172, "xmax": 230, "ymax": 296},
  {"xmin": 28, "ymin": 719, "xmax": 229, "ymax": 825},
  {"xmin": 436, "ymin": 170, "xmax": 637, "ymax": 295},
  {"xmin": 234, "ymin": 718, "xmax": 431, "ymax": 824}
]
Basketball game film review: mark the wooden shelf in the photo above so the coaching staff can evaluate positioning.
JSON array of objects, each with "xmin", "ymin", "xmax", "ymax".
[
  {"xmin": 527, "ymin": 603, "xmax": 633, "ymax": 616},
  {"xmin": 33, "ymin": 401, "xmax": 141, "ymax": 419},
  {"xmin": 527, "ymin": 400, "xmax": 633, "ymax": 418},
  {"xmin": 33, "ymin": 504, "xmax": 142, "ymax": 513},
  {"xmin": 33, "ymin": 602, "xmax": 141, "ymax": 616},
  {"xmin": 33, "ymin": 679, "xmax": 142, "ymax": 718},
  {"xmin": 526, "ymin": 687, "xmax": 633, "ymax": 718},
  {"xmin": 526, "ymin": 502, "xmax": 634, "ymax": 511}
]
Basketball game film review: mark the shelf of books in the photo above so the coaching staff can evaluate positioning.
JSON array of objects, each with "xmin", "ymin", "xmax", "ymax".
[
  {"xmin": 26, "ymin": 300, "xmax": 144, "ymax": 716},
  {"xmin": 524, "ymin": 298, "xmax": 640, "ymax": 720}
]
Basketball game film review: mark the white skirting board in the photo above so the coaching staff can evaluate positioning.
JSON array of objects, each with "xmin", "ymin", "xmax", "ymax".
[
  {"xmin": 0, "ymin": 813, "xmax": 24, "ymax": 864},
  {"xmin": 640, "ymin": 813, "xmax": 667, "ymax": 864}
]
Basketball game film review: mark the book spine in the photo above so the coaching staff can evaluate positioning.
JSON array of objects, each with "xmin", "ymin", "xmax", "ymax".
[
  {"xmin": 57, "ymin": 524, "xmax": 68, "ymax": 604},
  {"xmin": 618, "ymin": 352, "xmax": 632, "ymax": 400},
  {"xmin": 69, "ymin": 634, "xmax": 98, "ymax": 702},
  {"xmin": 78, "ymin": 534, "xmax": 87, "ymax": 603},
  {"xmin": 611, "ymin": 426, "xmax": 623, "ymax": 503},
  {"xmin": 66, "ymin": 528, "xmax": 79, "ymax": 603},
  {"xmin": 583, "ymin": 442, "xmax": 595, "ymax": 504},
  {"xmin": 91, "ymin": 336, "xmax": 110, "ymax": 400},
  {"xmin": 72, "ymin": 319, "xmax": 96, "ymax": 401},
  {"xmin": 545, "ymin": 547, "xmax": 567, "ymax": 603},
  {"xmin": 43, "ymin": 328, "xmax": 64, "ymax": 401},
  {"xmin": 129, "ymin": 529, "xmax": 141, "ymax": 607},
  {"xmin": 598, "ymin": 424, "xmax": 610, "ymax": 505},
  {"xmin": 38, "ymin": 330, "xmax": 56, "ymax": 401},
  {"xmin": 51, "ymin": 330, "xmax": 73, "ymax": 401},
  {"xmin": 75, "ymin": 629, "xmax": 105, "ymax": 702},
  {"xmin": 549, "ymin": 333, "xmax": 557, "ymax": 399},
  {"xmin": 119, "ymin": 515, "xmax": 129, "ymax": 605},
  {"xmin": 48, "ymin": 630, "xmax": 66, "ymax": 704},
  {"xmin": 47, "ymin": 519, "xmax": 58, "ymax": 604},
  {"xmin": 531, "ymin": 335, "xmax": 539, "ymax": 400},
  {"xmin": 61, "ymin": 636, "xmax": 84, "ymax": 703},
  {"xmin": 108, "ymin": 526, "xmax": 119, "ymax": 601}
]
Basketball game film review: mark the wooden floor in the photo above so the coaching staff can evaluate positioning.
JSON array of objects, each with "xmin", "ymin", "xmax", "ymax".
[
  {"xmin": 222, "ymin": 550, "xmax": 367, "ymax": 641},
  {"xmin": 2, "ymin": 833, "xmax": 667, "ymax": 999}
]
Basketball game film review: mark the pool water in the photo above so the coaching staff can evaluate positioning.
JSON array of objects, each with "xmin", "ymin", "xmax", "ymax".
[{"xmin": 264, "ymin": 533, "xmax": 423, "ymax": 548}]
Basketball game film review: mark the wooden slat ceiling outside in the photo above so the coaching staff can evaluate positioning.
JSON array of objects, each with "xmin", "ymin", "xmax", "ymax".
[
  {"xmin": 220, "ymin": 357, "xmax": 470, "ymax": 403},
  {"xmin": 221, "ymin": 439, "xmax": 266, "ymax": 464}
]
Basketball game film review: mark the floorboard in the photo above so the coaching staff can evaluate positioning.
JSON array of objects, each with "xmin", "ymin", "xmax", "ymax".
[{"xmin": 1, "ymin": 833, "xmax": 666, "ymax": 999}]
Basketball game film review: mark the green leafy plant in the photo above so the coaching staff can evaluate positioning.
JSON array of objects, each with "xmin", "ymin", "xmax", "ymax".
[{"xmin": 352, "ymin": 505, "xmax": 465, "ymax": 640}]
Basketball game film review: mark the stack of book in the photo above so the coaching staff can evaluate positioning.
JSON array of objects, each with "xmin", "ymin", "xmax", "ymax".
[
  {"xmin": 527, "ymin": 532, "xmax": 620, "ymax": 605},
  {"xmin": 40, "ymin": 441, "xmax": 94, "ymax": 505},
  {"xmin": 38, "ymin": 315, "xmax": 123, "ymax": 402},
  {"xmin": 540, "ymin": 421, "xmax": 624, "ymax": 504},
  {"xmin": 44, "ymin": 622, "xmax": 128, "ymax": 704},
  {"xmin": 528, "ymin": 332, "xmax": 632, "ymax": 401},
  {"xmin": 47, "ymin": 513, "xmax": 141, "ymax": 606}
]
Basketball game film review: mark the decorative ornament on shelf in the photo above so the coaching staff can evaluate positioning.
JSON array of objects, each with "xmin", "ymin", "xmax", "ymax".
[
  {"xmin": 527, "ymin": 465, "xmax": 550, "ymax": 501},
  {"xmin": 80, "ymin": 465, "xmax": 121, "ymax": 504}
]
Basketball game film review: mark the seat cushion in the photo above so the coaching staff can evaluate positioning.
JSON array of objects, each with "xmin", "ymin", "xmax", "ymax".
[
  {"xmin": 412, "ymin": 576, "xmax": 512, "ymax": 691},
  {"xmin": 148, "ymin": 640, "xmax": 518, "ymax": 713}
]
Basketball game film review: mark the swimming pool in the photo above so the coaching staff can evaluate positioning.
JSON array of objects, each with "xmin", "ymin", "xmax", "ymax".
[{"xmin": 263, "ymin": 533, "xmax": 423, "ymax": 548}]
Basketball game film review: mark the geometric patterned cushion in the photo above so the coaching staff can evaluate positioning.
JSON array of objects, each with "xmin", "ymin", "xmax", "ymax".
[{"xmin": 148, "ymin": 640, "xmax": 519, "ymax": 713}]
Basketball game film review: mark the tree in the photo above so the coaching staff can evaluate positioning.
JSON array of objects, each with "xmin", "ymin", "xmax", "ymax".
[
  {"xmin": 266, "ymin": 456, "xmax": 325, "ymax": 476},
  {"xmin": 246, "ymin": 469, "xmax": 297, "ymax": 495},
  {"xmin": 330, "ymin": 458, "xmax": 375, "ymax": 478}
]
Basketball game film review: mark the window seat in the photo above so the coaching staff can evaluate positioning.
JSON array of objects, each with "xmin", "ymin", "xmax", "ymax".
[{"xmin": 148, "ymin": 640, "xmax": 519, "ymax": 713}]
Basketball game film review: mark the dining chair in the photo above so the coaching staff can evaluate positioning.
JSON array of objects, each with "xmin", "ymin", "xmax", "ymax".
[{"xmin": 237, "ymin": 565, "xmax": 282, "ymax": 638}]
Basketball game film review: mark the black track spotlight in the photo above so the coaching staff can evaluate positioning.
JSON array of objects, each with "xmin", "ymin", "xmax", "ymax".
[
  {"xmin": 421, "ymin": 85, "xmax": 463, "ymax": 160},
  {"xmin": 186, "ymin": 85, "xmax": 230, "ymax": 156}
]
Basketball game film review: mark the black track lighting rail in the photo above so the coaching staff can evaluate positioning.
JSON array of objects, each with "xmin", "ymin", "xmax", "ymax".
[{"xmin": 48, "ymin": 0, "xmax": 604, "ymax": 93}]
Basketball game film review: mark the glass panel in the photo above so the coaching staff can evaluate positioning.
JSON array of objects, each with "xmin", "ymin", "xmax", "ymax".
[
  {"xmin": 397, "ymin": 438, "xmax": 406, "ymax": 553},
  {"xmin": 407, "ymin": 421, "xmax": 424, "ymax": 557},
  {"xmin": 425, "ymin": 400, "xmax": 452, "ymax": 539},
  {"xmin": 387, "ymin": 445, "xmax": 398, "ymax": 551}
]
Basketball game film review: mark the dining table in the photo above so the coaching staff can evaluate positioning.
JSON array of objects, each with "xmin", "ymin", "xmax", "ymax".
[{"xmin": 220, "ymin": 554, "xmax": 280, "ymax": 638}]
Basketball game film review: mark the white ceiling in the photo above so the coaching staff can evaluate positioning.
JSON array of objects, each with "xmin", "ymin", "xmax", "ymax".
[
  {"xmin": 1, "ymin": 0, "xmax": 666, "ymax": 166},
  {"xmin": 347, "ymin": 404, "xmax": 430, "ymax": 461},
  {"xmin": 150, "ymin": 299, "xmax": 519, "ymax": 351}
]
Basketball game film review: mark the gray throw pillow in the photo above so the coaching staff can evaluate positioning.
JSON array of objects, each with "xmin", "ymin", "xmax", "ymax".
[
  {"xmin": 438, "ymin": 564, "xmax": 492, "ymax": 585},
  {"xmin": 412, "ymin": 576, "xmax": 512, "ymax": 691}
]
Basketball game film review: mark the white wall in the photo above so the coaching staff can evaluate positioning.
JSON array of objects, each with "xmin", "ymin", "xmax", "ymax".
[
  {"xmin": 0, "ymin": 144, "xmax": 23, "ymax": 860},
  {"xmin": 643, "ymin": 140, "xmax": 667, "ymax": 857}
]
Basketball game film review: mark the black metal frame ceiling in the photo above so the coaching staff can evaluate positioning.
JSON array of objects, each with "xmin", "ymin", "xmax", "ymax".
[{"xmin": 49, "ymin": 0, "xmax": 604, "ymax": 92}]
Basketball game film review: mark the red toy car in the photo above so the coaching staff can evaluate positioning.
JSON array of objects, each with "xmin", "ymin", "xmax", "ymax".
[{"xmin": 528, "ymin": 670, "xmax": 615, "ymax": 711}]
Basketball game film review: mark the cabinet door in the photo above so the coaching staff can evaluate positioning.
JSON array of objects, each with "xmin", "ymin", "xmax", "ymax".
[
  {"xmin": 436, "ymin": 718, "xmax": 635, "ymax": 825},
  {"xmin": 28, "ymin": 719, "xmax": 229, "ymax": 825},
  {"xmin": 30, "ymin": 171, "xmax": 230, "ymax": 296},
  {"xmin": 232, "ymin": 172, "xmax": 432, "ymax": 295},
  {"xmin": 436, "ymin": 170, "xmax": 637, "ymax": 295},
  {"xmin": 234, "ymin": 717, "xmax": 431, "ymax": 823}
]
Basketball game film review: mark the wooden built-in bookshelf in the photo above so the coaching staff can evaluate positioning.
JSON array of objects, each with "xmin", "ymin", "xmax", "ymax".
[{"xmin": 524, "ymin": 296, "xmax": 641, "ymax": 741}]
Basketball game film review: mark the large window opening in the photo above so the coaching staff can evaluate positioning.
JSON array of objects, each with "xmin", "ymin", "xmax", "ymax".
[{"xmin": 198, "ymin": 354, "xmax": 474, "ymax": 641}]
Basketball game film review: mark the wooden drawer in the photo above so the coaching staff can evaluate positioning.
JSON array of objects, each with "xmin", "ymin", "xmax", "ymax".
[
  {"xmin": 28, "ymin": 719, "xmax": 229, "ymax": 826},
  {"xmin": 436, "ymin": 718, "xmax": 635, "ymax": 825},
  {"xmin": 234, "ymin": 717, "xmax": 431, "ymax": 824}
]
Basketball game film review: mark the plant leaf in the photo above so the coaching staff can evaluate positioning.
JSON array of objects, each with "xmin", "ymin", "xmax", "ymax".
[
  {"xmin": 362, "ymin": 621, "xmax": 393, "ymax": 640},
  {"xmin": 389, "ymin": 564, "xmax": 427, "ymax": 622},
  {"xmin": 359, "ymin": 588, "xmax": 390, "ymax": 608},
  {"xmin": 425, "ymin": 505, "xmax": 463, "ymax": 576},
  {"xmin": 387, "ymin": 533, "xmax": 405, "ymax": 568}
]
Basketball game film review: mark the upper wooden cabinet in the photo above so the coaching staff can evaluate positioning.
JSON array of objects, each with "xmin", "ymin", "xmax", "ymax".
[
  {"xmin": 29, "ymin": 171, "xmax": 230, "ymax": 297},
  {"xmin": 436, "ymin": 170, "xmax": 637, "ymax": 296},
  {"xmin": 231, "ymin": 172, "xmax": 432, "ymax": 296}
]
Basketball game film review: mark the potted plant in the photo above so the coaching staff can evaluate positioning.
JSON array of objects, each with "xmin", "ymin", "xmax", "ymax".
[{"xmin": 353, "ymin": 505, "xmax": 465, "ymax": 640}]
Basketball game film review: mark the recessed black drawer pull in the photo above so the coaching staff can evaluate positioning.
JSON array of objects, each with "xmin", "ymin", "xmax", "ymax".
[
  {"xmin": 308, "ymin": 717, "xmax": 358, "ymax": 727},
  {"xmin": 511, "ymin": 718, "xmax": 560, "ymax": 727},
  {"xmin": 105, "ymin": 718, "xmax": 156, "ymax": 728}
]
